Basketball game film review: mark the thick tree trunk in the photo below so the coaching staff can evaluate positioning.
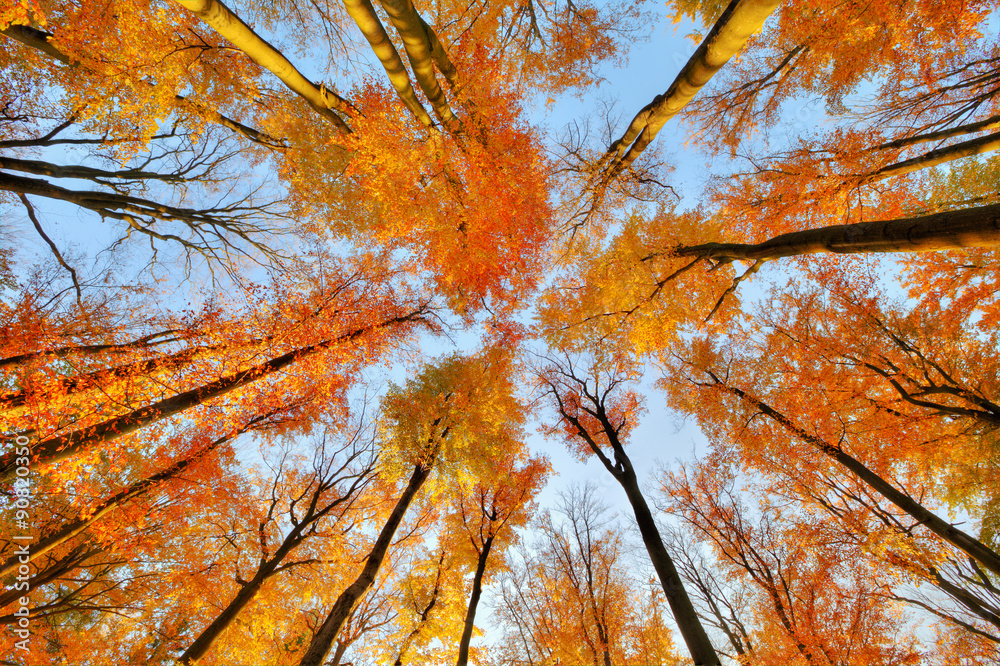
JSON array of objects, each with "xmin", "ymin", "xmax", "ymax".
[
  {"xmin": 344, "ymin": 0, "xmax": 434, "ymax": 128},
  {"xmin": 603, "ymin": 0, "xmax": 780, "ymax": 176},
  {"xmin": 298, "ymin": 462, "xmax": 432, "ymax": 666},
  {"xmin": 674, "ymin": 202, "xmax": 1000, "ymax": 262},
  {"xmin": 716, "ymin": 380, "xmax": 1000, "ymax": 578},
  {"xmin": 0, "ymin": 309, "xmax": 424, "ymax": 476},
  {"xmin": 456, "ymin": 535, "xmax": 494, "ymax": 666},
  {"xmin": 377, "ymin": 0, "xmax": 458, "ymax": 126},
  {"xmin": 173, "ymin": 0, "xmax": 353, "ymax": 132},
  {"xmin": 179, "ymin": 571, "xmax": 270, "ymax": 664},
  {"xmin": 613, "ymin": 453, "xmax": 722, "ymax": 666}
]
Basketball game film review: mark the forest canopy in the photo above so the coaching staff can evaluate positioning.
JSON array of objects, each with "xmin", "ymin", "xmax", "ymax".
[{"xmin": 2, "ymin": 0, "xmax": 1000, "ymax": 663}]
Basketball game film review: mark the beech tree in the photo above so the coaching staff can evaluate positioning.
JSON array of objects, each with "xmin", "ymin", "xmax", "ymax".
[
  {"xmin": 538, "ymin": 354, "xmax": 721, "ymax": 664},
  {"xmin": 495, "ymin": 483, "xmax": 682, "ymax": 666},
  {"xmin": 6, "ymin": 0, "xmax": 1000, "ymax": 661}
]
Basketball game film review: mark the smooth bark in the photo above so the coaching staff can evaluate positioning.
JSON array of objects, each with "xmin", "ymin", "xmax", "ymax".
[
  {"xmin": 298, "ymin": 462, "xmax": 432, "ymax": 666},
  {"xmin": 456, "ymin": 535, "xmax": 494, "ymax": 666},
  {"xmin": 603, "ymin": 0, "xmax": 780, "ymax": 176},
  {"xmin": 673, "ymin": 202, "xmax": 1000, "ymax": 262},
  {"xmin": 378, "ymin": 0, "xmax": 458, "ymax": 126},
  {"xmin": 0, "ymin": 309, "xmax": 426, "ymax": 476},
  {"xmin": 344, "ymin": 0, "xmax": 435, "ymax": 128},
  {"xmin": 174, "ymin": 0, "xmax": 353, "ymax": 132},
  {"xmin": 871, "ymin": 130, "xmax": 1000, "ymax": 181}
]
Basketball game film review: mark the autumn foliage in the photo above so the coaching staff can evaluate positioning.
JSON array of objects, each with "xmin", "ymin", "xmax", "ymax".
[{"xmin": 3, "ymin": 0, "xmax": 1000, "ymax": 663}]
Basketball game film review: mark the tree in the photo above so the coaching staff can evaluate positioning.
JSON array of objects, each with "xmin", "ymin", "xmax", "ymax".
[
  {"xmin": 451, "ymin": 452, "xmax": 548, "ymax": 665},
  {"xmin": 538, "ymin": 355, "xmax": 720, "ymax": 665},
  {"xmin": 297, "ymin": 347, "xmax": 531, "ymax": 665},
  {"xmin": 0, "ymin": 258, "xmax": 429, "ymax": 479},
  {"xmin": 660, "ymin": 460, "xmax": 923, "ymax": 665},
  {"xmin": 177, "ymin": 428, "xmax": 377, "ymax": 665},
  {"xmin": 494, "ymin": 483, "xmax": 682, "ymax": 666},
  {"xmin": 7, "ymin": 0, "xmax": 1000, "ymax": 660}
]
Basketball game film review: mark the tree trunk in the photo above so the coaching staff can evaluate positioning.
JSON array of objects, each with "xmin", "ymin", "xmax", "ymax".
[
  {"xmin": 613, "ymin": 453, "xmax": 722, "ymax": 666},
  {"xmin": 172, "ymin": 0, "xmax": 353, "ymax": 131},
  {"xmin": 343, "ymin": 0, "xmax": 434, "ymax": 128},
  {"xmin": 717, "ymin": 380, "xmax": 1000, "ymax": 578},
  {"xmin": 0, "ymin": 429, "xmax": 237, "ymax": 578},
  {"xmin": 871, "ymin": 130, "xmax": 1000, "ymax": 181},
  {"xmin": 329, "ymin": 641, "xmax": 349, "ymax": 665},
  {"xmin": 179, "ymin": 571, "xmax": 270, "ymax": 664},
  {"xmin": 377, "ymin": 0, "xmax": 458, "ymax": 126},
  {"xmin": 0, "ymin": 328, "xmax": 184, "ymax": 371},
  {"xmin": 1, "ymin": 340, "xmax": 231, "ymax": 413},
  {"xmin": 456, "ymin": 535, "xmax": 494, "ymax": 666},
  {"xmin": 551, "ymin": 377, "xmax": 721, "ymax": 665},
  {"xmin": 674, "ymin": 201, "xmax": 1000, "ymax": 261},
  {"xmin": 395, "ymin": 551, "xmax": 445, "ymax": 665},
  {"xmin": 874, "ymin": 114, "xmax": 1000, "ymax": 151},
  {"xmin": 298, "ymin": 462, "xmax": 432, "ymax": 666},
  {"xmin": 0, "ymin": 309, "xmax": 424, "ymax": 476},
  {"xmin": 603, "ymin": 0, "xmax": 780, "ymax": 176}
]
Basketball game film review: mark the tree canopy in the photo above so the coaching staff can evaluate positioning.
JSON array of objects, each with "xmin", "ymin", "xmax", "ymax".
[{"xmin": 2, "ymin": 0, "xmax": 1000, "ymax": 663}]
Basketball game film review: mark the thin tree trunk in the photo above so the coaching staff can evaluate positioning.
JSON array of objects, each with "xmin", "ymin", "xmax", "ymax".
[
  {"xmin": 0, "ymin": 170, "xmax": 251, "ymax": 229},
  {"xmin": 1, "ymin": 340, "xmax": 231, "ymax": 413},
  {"xmin": 712, "ymin": 377, "xmax": 1000, "ymax": 578},
  {"xmin": 298, "ymin": 462, "xmax": 432, "ymax": 666},
  {"xmin": 0, "ymin": 155, "xmax": 195, "ymax": 184},
  {"xmin": 456, "ymin": 535, "xmax": 494, "ymax": 666},
  {"xmin": 673, "ymin": 201, "xmax": 1000, "ymax": 262},
  {"xmin": 549, "ymin": 376, "xmax": 721, "ymax": 665},
  {"xmin": 329, "ymin": 641, "xmax": 349, "ymax": 665},
  {"xmin": 180, "ymin": 571, "xmax": 271, "ymax": 664},
  {"xmin": 395, "ymin": 551, "xmax": 446, "ymax": 666},
  {"xmin": 0, "ymin": 543, "xmax": 98, "ymax": 608},
  {"xmin": 0, "ymin": 309, "xmax": 425, "ymax": 476},
  {"xmin": 0, "ymin": 329, "xmax": 184, "ymax": 370},
  {"xmin": 870, "ymin": 130, "xmax": 1000, "ymax": 181},
  {"xmin": 0, "ymin": 429, "xmax": 237, "ymax": 578},
  {"xmin": 873, "ymin": 114, "xmax": 1000, "ymax": 151}
]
